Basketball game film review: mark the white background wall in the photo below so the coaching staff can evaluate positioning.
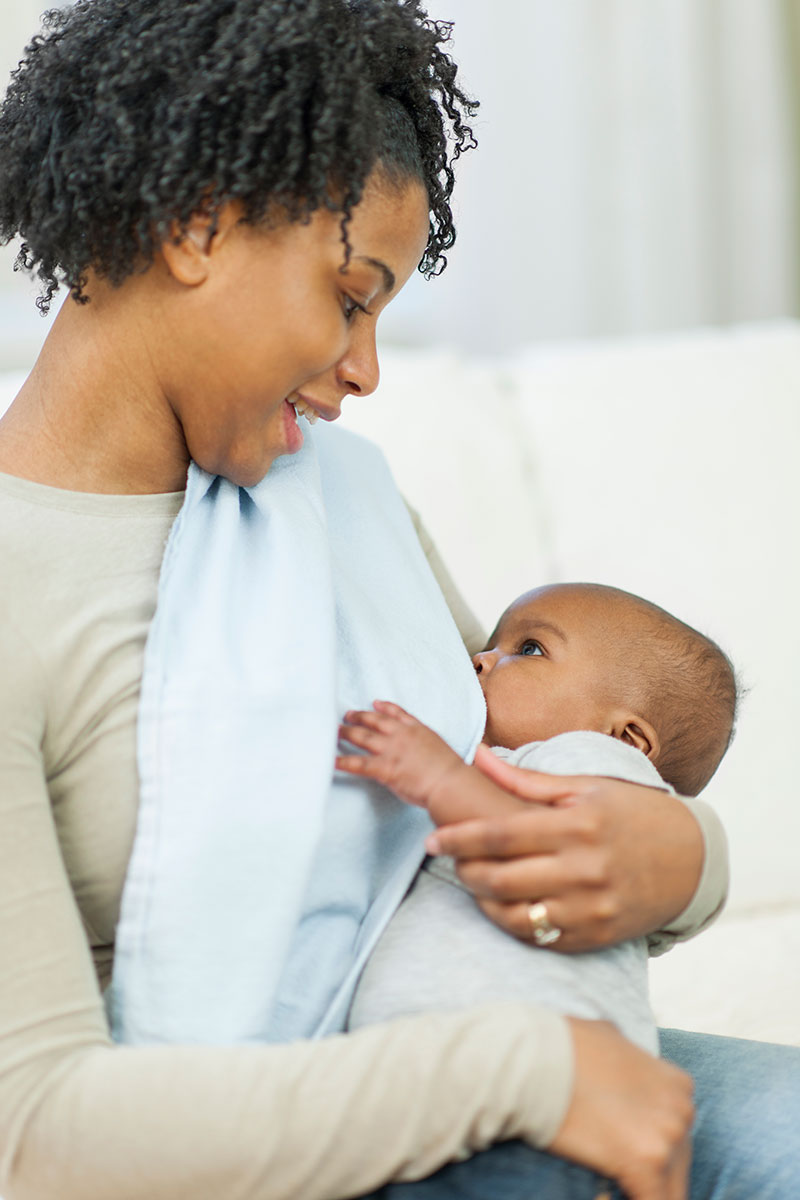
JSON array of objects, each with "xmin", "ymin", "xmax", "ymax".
[{"xmin": 378, "ymin": 0, "xmax": 799, "ymax": 351}]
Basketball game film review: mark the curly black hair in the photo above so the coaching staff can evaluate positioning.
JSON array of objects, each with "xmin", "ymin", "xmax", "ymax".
[{"xmin": 0, "ymin": 0, "xmax": 478, "ymax": 312}]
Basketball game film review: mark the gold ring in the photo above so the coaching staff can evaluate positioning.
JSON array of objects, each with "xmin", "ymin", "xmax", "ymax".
[{"xmin": 527, "ymin": 901, "xmax": 562, "ymax": 947}]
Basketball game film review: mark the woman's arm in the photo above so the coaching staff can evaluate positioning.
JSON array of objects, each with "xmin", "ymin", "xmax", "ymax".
[{"xmin": 643, "ymin": 793, "xmax": 728, "ymax": 955}]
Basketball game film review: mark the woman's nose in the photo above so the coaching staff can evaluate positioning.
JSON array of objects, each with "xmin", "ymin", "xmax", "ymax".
[
  {"xmin": 336, "ymin": 323, "xmax": 380, "ymax": 397},
  {"xmin": 472, "ymin": 649, "xmax": 496, "ymax": 676}
]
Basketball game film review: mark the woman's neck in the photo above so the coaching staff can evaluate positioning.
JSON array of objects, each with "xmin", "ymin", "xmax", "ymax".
[{"xmin": 0, "ymin": 276, "xmax": 190, "ymax": 495}]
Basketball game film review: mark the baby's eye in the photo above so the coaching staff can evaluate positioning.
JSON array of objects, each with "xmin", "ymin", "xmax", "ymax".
[{"xmin": 520, "ymin": 640, "xmax": 544, "ymax": 657}]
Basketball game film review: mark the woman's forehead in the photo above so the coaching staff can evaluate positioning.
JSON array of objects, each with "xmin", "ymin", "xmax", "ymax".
[{"xmin": 346, "ymin": 173, "xmax": 430, "ymax": 282}]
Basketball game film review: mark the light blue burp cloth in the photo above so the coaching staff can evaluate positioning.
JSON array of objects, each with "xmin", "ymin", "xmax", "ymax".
[{"xmin": 109, "ymin": 422, "xmax": 485, "ymax": 1045}]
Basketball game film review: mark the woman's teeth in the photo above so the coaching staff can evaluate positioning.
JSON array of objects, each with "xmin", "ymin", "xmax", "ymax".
[{"xmin": 290, "ymin": 397, "xmax": 319, "ymax": 424}]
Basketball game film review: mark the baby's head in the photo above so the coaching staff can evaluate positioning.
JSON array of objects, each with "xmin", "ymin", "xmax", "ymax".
[{"xmin": 473, "ymin": 583, "xmax": 738, "ymax": 796}]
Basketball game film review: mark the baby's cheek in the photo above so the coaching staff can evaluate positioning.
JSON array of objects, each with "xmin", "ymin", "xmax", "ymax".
[{"xmin": 487, "ymin": 696, "xmax": 546, "ymax": 750}]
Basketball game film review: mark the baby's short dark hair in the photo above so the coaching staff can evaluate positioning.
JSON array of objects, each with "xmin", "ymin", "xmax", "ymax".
[{"xmin": 603, "ymin": 587, "xmax": 739, "ymax": 796}]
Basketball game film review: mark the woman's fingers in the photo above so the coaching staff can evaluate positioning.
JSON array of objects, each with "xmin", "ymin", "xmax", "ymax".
[
  {"xmin": 472, "ymin": 747, "xmax": 584, "ymax": 806},
  {"xmin": 428, "ymin": 803, "xmax": 601, "ymax": 859},
  {"xmin": 429, "ymin": 778, "xmax": 706, "ymax": 950},
  {"xmin": 437, "ymin": 813, "xmax": 621, "ymax": 951},
  {"xmin": 550, "ymin": 1019, "xmax": 694, "ymax": 1200},
  {"xmin": 453, "ymin": 852, "xmax": 565, "ymax": 901},
  {"xmin": 474, "ymin": 896, "xmax": 567, "ymax": 950},
  {"xmin": 473, "ymin": 895, "xmax": 613, "ymax": 954},
  {"xmin": 667, "ymin": 1139, "xmax": 692, "ymax": 1200}
]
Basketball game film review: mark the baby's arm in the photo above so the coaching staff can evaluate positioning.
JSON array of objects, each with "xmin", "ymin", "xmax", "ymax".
[{"xmin": 337, "ymin": 700, "xmax": 525, "ymax": 825}]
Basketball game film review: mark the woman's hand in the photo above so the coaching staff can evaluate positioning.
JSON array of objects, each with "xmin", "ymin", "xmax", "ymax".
[
  {"xmin": 552, "ymin": 1019, "xmax": 694, "ymax": 1200},
  {"xmin": 425, "ymin": 746, "xmax": 705, "ymax": 953}
]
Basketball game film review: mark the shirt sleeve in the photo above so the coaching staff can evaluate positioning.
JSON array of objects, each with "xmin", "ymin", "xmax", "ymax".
[
  {"xmin": 644, "ymin": 795, "xmax": 729, "ymax": 956},
  {"xmin": 408, "ymin": 507, "xmax": 730, "ymax": 956},
  {"xmin": 0, "ymin": 613, "xmax": 575, "ymax": 1200}
]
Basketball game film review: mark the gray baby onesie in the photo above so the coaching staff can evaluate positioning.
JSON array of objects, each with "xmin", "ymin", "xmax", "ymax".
[{"xmin": 347, "ymin": 731, "xmax": 671, "ymax": 1053}]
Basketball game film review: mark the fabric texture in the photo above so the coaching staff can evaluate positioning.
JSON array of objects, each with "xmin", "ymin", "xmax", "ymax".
[
  {"xmin": 109, "ymin": 424, "xmax": 486, "ymax": 1046},
  {"xmin": 348, "ymin": 732, "xmax": 663, "ymax": 1053}
]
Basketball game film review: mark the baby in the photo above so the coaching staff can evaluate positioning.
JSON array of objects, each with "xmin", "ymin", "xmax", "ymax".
[{"xmin": 337, "ymin": 582, "xmax": 737, "ymax": 1052}]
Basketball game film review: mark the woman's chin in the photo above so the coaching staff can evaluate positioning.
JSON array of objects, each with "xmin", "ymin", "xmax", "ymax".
[{"xmin": 195, "ymin": 420, "xmax": 307, "ymax": 487}]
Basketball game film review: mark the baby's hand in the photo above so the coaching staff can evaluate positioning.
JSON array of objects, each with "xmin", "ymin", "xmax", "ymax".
[{"xmin": 336, "ymin": 700, "xmax": 465, "ymax": 810}]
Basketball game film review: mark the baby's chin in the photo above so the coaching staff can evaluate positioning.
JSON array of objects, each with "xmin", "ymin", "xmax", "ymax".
[
  {"xmin": 480, "ymin": 726, "xmax": 549, "ymax": 751},
  {"xmin": 479, "ymin": 733, "xmax": 516, "ymax": 751}
]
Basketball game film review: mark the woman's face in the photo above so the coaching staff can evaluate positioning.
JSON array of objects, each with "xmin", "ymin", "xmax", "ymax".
[{"xmin": 159, "ymin": 172, "xmax": 430, "ymax": 486}]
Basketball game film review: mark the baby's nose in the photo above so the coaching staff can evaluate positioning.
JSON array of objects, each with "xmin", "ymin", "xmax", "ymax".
[{"xmin": 472, "ymin": 650, "xmax": 495, "ymax": 676}]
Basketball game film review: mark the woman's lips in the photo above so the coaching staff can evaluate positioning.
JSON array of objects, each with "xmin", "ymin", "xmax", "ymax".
[
  {"xmin": 282, "ymin": 397, "xmax": 305, "ymax": 453},
  {"xmin": 293, "ymin": 394, "xmax": 341, "ymax": 423},
  {"xmin": 280, "ymin": 394, "xmax": 342, "ymax": 458}
]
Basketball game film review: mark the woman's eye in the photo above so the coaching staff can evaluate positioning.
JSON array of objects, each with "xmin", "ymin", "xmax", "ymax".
[
  {"xmin": 520, "ymin": 640, "xmax": 544, "ymax": 657},
  {"xmin": 342, "ymin": 295, "xmax": 368, "ymax": 322}
]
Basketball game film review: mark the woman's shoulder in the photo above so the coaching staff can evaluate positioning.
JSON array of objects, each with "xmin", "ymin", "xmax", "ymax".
[
  {"xmin": 0, "ymin": 471, "xmax": 182, "ymax": 582},
  {"xmin": 0, "ymin": 499, "xmax": 51, "ymax": 698},
  {"xmin": 0, "ymin": 475, "xmax": 176, "ymax": 784},
  {"xmin": 0, "ymin": 475, "xmax": 180, "ymax": 669}
]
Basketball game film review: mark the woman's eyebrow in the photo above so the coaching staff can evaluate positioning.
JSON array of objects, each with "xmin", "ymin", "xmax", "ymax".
[{"xmin": 354, "ymin": 255, "xmax": 396, "ymax": 294}]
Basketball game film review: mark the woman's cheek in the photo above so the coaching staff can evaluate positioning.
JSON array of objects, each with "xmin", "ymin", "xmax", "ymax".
[{"xmin": 305, "ymin": 310, "xmax": 350, "ymax": 375}]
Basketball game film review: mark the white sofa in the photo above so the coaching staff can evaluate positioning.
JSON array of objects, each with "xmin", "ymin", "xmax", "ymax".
[{"xmin": 3, "ymin": 320, "xmax": 798, "ymax": 1046}]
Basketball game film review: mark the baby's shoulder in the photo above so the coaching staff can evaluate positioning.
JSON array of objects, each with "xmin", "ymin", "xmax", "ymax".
[{"xmin": 493, "ymin": 732, "xmax": 670, "ymax": 791}]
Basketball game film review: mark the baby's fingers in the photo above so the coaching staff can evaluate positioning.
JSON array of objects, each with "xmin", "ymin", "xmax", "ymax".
[
  {"xmin": 342, "ymin": 708, "xmax": 388, "ymax": 732},
  {"xmin": 338, "ymin": 721, "xmax": 385, "ymax": 754},
  {"xmin": 372, "ymin": 699, "xmax": 418, "ymax": 724},
  {"xmin": 335, "ymin": 752, "xmax": 379, "ymax": 777}
]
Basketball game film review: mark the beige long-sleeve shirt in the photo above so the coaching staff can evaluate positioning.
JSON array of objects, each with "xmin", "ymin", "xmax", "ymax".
[{"xmin": 0, "ymin": 470, "xmax": 727, "ymax": 1200}]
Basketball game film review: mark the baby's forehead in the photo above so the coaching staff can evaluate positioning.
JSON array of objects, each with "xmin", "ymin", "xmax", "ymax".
[
  {"xmin": 503, "ymin": 583, "xmax": 628, "ymax": 624},
  {"xmin": 497, "ymin": 584, "xmax": 656, "ymax": 647}
]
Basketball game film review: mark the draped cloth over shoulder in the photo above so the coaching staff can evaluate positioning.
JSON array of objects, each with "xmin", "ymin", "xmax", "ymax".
[{"xmin": 108, "ymin": 423, "xmax": 486, "ymax": 1046}]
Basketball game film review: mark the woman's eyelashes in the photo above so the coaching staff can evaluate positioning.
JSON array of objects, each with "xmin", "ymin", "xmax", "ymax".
[
  {"xmin": 519, "ymin": 639, "xmax": 544, "ymax": 657},
  {"xmin": 342, "ymin": 294, "xmax": 370, "ymax": 322}
]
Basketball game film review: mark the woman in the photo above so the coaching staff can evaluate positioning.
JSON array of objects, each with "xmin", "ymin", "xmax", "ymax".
[{"xmin": 0, "ymin": 2, "xmax": 796, "ymax": 1199}]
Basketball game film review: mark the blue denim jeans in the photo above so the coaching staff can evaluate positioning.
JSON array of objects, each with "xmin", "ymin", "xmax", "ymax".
[{"xmin": 362, "ymin": 1029, "xmax": 800, "ymax": 1199}]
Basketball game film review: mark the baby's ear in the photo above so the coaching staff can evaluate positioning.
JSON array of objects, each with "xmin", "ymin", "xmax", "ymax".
[{"xmin": 615, "ymin": 714, "xmax": 660, "ymax": 763}]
